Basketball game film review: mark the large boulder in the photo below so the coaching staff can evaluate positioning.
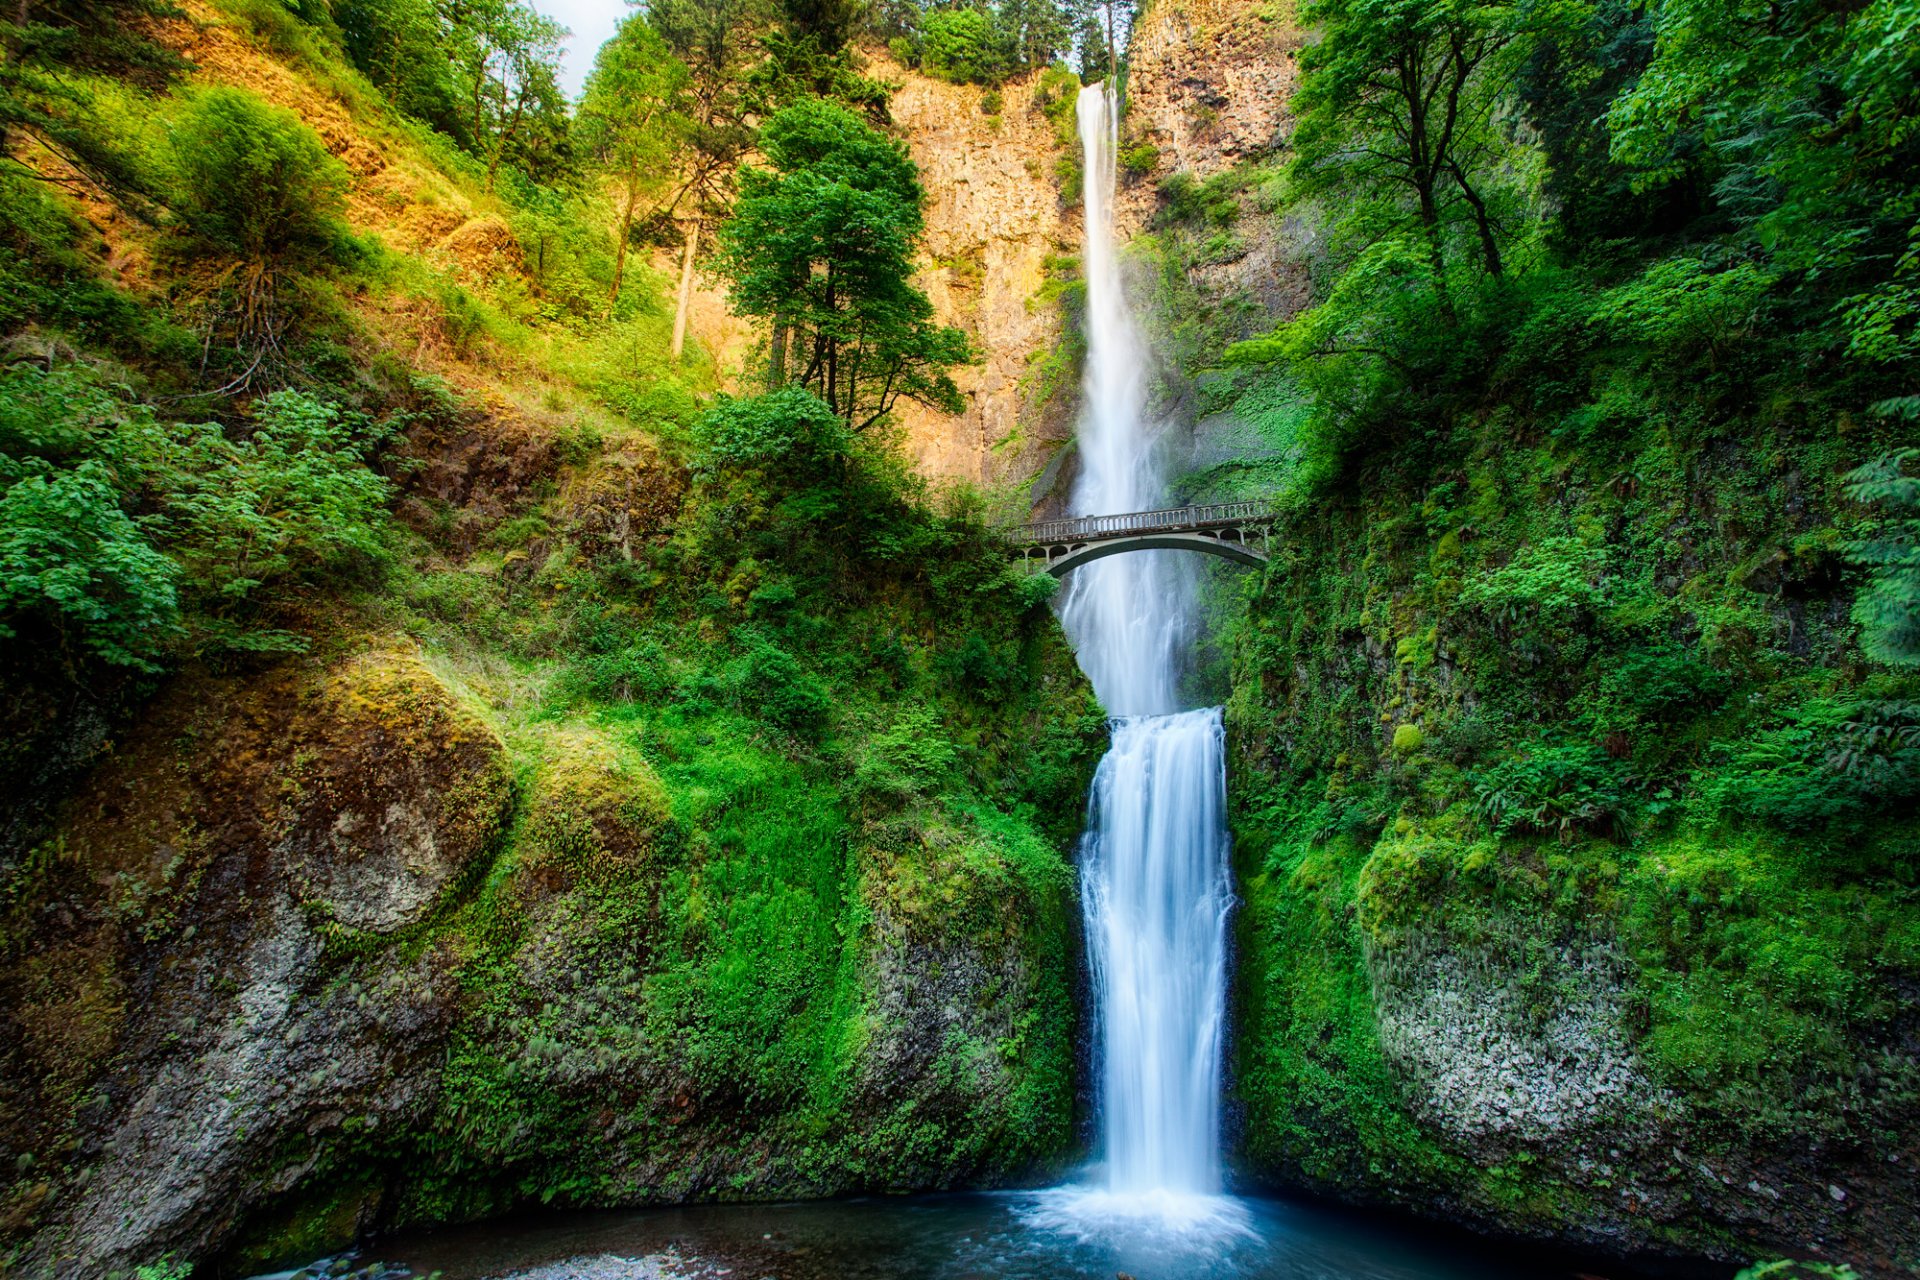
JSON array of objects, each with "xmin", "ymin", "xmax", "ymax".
[{"xmin": 1, "ymin": 646, "xmax": 512, "ymax": 1277}]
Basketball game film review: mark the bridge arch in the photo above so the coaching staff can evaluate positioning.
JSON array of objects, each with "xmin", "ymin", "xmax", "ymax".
[
  {"xmin": 1004, "ymin": 501, "xmax": 1275, "ymax": 579},
  {"xmin": 1031, "ymin": 531, "xmax": 1268, "ymax": 578}
]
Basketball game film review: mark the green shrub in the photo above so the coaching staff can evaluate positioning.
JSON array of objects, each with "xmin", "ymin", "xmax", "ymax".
[
  {"xmin": 1471, "ymin": 740, "xmax": 1631, "ymax": 837},
  {"xmin": 1698, "ymin": 698, "xmax": 1920, "ymax": 832},
  {"xmin": 1844, "ymin": 443, "xmax": 1920, "ymax": 667},
  {"xmin": 0, "ymin": 458, "xmax": 179, "ymax": 670},
  {"xmin": 692, "ymin": 388, "xmax": 851, "ymax": 480},
  {"xmin": 726, "ymin": 630, "xmax": 831, "ymax": 739},
  {"xmin": 167, "ymin": 86, "xmax": 349, "ymax": 266},
  {"xmin": 1737, "ymin": 1260, "xmax": 1861, "ymax": 1280},
  {"xmin": 856, "ymin": 704, "xmax": 959, "ymax": 799},
  {"xmin": 920, "ymin": 9, "xmax": 1000, "ymax": 83},
  {"xmin": 1120, "ymin": 140, "xmax": 1159, "ymax": 175}
]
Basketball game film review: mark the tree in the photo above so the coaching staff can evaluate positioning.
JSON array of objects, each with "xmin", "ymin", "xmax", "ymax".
[
  {"xmin": 1290, "ymin": 0, "xmax": 1524, "ymax": 294},
  {"xmin": 715, "ymin": 99, "xmax": 972, "ymax": 431},
  {"xmin": 579, "ymin": 16, "xmax": 692, "ymax": 307},
  {"xmin": 1608, "ymin": 0, "xmax": 1920, "ymax": 366},
  {"xmin": 443, "ymin": 0, "xmax": 572, "ymax": 188},
  {"xmin": 647, "ymin": 0, "xmax": 771, "ymax": 356},
  {"xmin": 335, "ymin": 0, "xmax": 471, "ymax": 145},
  {"xmin": 921, "ymin": 8, "xmax": 999, "ymax": 82},
  {"xmin": 167, "ymin": 87, "xmax": 350, "ymax": 383}
]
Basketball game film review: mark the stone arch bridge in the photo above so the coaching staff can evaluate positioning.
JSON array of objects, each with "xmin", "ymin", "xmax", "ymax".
[{"xmin": 1003, "ymin": 501, "xmax": 1276, "ymax": 578}]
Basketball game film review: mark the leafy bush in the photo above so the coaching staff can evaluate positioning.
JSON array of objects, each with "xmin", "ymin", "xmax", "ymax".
[
  {"xmin": 1458, "ymin": 537, "xmax": 1606, "ymax": 630},
  {"xmin": 1736, "ymin": 1259, "xmax": 1860, "ymax": 1280},
  {"xmin": 0, "ymin": 458, "xmax": 179, "ymax": 669},
  {"xmin": 1699, "ymin": 699, "xmax": 1920, "ymax": 832},
  {"xmin": 1472, "ymin": 740, "xmax": 1632, "ymax": 837},
  {"xmin": 725, "ymin": 629, "xmax": 831, "ymax": 739},
  {"xmin": 856, "ymin": 704, "xmax": 959, "ymax": 799},
  {"xmin": 164, "ymin": 392, "xmax": 392, "ymax": 640},
  {"xmin": 920, "ymin": 9, "xmax": 1000, "ymax": 83},
  {"xmin": 1844, "ymin": 443, "xmax": 1920, "ymax": 667},
  {"xmin": 1, "ymin": 365, "xmax": 395, "ymax": 668},
  {"xmin": 167, "ymin": 87, "xmax": 349, "ymax": 266},
  {"xmin": 692, "ymin": 387, "xmax": 851, "ymax": 480},
  {"xmin": 1119, "ymin": 140, "xmax": 1159, "ymax": 176}
]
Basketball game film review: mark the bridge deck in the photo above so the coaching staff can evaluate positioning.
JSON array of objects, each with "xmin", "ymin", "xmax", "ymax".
[{"xmin": 1002, "ymin": 501, "xmax": 1273, "ymax": 548}]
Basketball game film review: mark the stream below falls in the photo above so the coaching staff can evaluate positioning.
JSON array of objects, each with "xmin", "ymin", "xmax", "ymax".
[{"xmin": 364, "ymin": 1192, "xmax": 1569, "ymax": 1280}]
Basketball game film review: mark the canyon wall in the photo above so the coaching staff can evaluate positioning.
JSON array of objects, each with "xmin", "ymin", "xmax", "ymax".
[{"xmin": 1114, "ymin": 0, "xmax": 1920, "ymax": 1273}]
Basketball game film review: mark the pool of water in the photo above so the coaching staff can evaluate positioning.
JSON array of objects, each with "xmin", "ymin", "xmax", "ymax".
[{"xmin": 368, "ymin": 1188, "xmax": 1593, "ymax": 1280}]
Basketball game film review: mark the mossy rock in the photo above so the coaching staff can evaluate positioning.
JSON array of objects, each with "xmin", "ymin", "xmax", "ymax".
[{"xmin": 512, "ymin": 725, "xmax": 672, "ymax": 901}]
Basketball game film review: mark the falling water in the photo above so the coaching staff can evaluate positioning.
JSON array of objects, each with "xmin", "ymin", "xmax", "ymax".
[{"xmin": 1044, "ymin": 80, "xmax": 1238, "ymax": 1223}]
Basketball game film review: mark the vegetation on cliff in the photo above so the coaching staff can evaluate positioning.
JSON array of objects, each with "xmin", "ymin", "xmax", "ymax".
[{"xmin": 1126, "ymin": 0, "xmax": 1920, "ymax": 1267}]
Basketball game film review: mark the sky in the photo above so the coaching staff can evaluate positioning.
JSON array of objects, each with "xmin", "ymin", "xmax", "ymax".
[{"xmin": 532, "ymin": 0, "xmax": 632, "ymax": 98}]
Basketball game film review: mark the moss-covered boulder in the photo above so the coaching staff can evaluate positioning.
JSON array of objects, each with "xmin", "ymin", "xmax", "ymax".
[{"xmin": 0, "ymin": 643, "xmax": 513, "ymax": 1278}]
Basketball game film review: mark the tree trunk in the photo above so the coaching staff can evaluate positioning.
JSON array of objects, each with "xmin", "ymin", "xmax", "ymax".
[
  {"xmin": 610, "ymin": 170, "xmax": 639, "ymax": 307},
  {"xmin": 1450, "ymin": 161, "xmax": 1503, "ymax": 278},
  {"xmin": 671, "ymin": 219, "xmax": 699, "ymax": 359},
  {"xmin": 768, "ymin": 315, "xmax": 788, "ymax": 390}
]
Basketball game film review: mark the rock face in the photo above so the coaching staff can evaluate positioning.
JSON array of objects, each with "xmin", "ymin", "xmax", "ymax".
[
  {"xmin": 1, "ymin": 639, "xmax": 1096, "ymax": 1275},
  {"xmin": 1116, "ymin": 0, "xmax": 1307, "ymax": 236},
  {"xmin": 2, "ymin": 649, "xmax": 513, "ymax": 1277},
  {"xmin": 875, "ymin": 54, "xmax": 1082, "ymax": 497},
  {"xmin": 1368, "ymin": 939, "xmax": 1675, "ymax": 1146}
]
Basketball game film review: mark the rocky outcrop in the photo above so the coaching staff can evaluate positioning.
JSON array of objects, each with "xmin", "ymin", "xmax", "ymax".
[
  {"xmin": 0, "ymin": 641, "xmax": 1096, "ymax": 1275},
  {"xmin": 3, "ymin": 647, "xmax": 512, "ymax": 1277},
  {"xmin": 1368, "ymin": 937, "xmax": 1676, "ymax": 1147},
  {"xmin": 875, "ymin": 54, "xmax": 1081, "ymax": 496},
  {"xmin": 1118, "ymin": 0, "xmax": 1315, "ymax": 328},
  {"xmin": 1118, "ymin": 0, "xmax": 1305, "ymax": 232}
]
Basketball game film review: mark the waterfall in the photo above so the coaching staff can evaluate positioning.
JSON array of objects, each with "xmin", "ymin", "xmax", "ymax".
[{"xmin": 1051, "ymin": 81, "xmax": 1236, "ymax": 1210}]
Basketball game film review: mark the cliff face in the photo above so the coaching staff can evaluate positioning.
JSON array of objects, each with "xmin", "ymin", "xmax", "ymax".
[
  {"xmin": 1115, "ymin": 0, "xmax": 1920, "ymax": 1272},
  {"xmin": 880, "ymin": 56, "xmax": 1082, "ymax": 496},
  {"xmin": 1117, "ymin": 0, "xmax": 1313, "ymax": 322},
  {"xmin": 1117, "ymin": 0, "xmax": 1304, "ymax": 230}
]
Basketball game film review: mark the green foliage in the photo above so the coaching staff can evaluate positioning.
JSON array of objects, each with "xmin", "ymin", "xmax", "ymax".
[
  {"xmin": 920, "ymin": 8, "xmax": 999, "ymax": 82},
  {"xmin": 335, "ymin": 0, "xmax": 573, "ymax": 183},
  {"xmin": 1698, "ymin": 698, "xmax": 1920, "ymax": 832},
  {"xmin": 166, "ymin": 87, "xmax": 350, "ymax": 266},
  {"xmin": 1607, "ymin": 0, "xmax": 1920, "ymax": 364},
  {"xmin": 578, "ymin": 14, "xmax": 693, "ymax": 305},
  {"xmin": 1737, "ymin": 1262, "xmax": 1861, "ymax": 1280},
  {"xmin": 161, "ymin": 391, "xmax": 393, "ymax": 650},
  {"xmin": 1289, "ymin": 0, "xmax": 1528, "ymax": 287},
  {"xmin": 0, "ymin": 0, "xmax": 186, "ymax": 205},
  {"xmin": 131, "ymin": 1261, "xmax": 193, "ymax": 1280},
  {"xmin": 716, "ymin": 98, "xmax": 973, "ymax": 430},
  {"xmin": 0, "ymin": 365, "xmax": 395, "ymax": 670},
  {"xmin": 692, "ymin": 386, "xmax": 852, "ymax": 478},
  {"xmin": 1845, "ymin": 444, "xmax": 1920, "ymax": 667},
  {"xmin": 888, "ymin": 0, "xmax": 1076, "ymax": 83},
  {"xmin": 1471, "ymin": 740, "xmax": 1629, "ymax": 837},
  {"xmin": 0, "ymin": 456, "xmax": 180, "ymax": 670}
]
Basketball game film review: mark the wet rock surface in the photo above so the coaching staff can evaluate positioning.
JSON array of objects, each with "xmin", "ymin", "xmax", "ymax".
[
  {"xmin": 1, "ymin": 646, "xmax": 513, "ymax": 1278},
  {"xmin": 1369, "ymin": 939, "xmax": 1675, "ymax": 1144}
]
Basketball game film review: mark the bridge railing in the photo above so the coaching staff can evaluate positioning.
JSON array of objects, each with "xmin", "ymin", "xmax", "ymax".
[{"xmin": 1002, "ymin": 501, "xmax": 1274, "ymax": 547}]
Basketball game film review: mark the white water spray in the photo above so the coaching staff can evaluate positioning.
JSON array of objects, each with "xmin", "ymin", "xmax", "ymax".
[{"xmin": 1042, "ymin": 82, "xmax": 1238, "ymax": 1223}]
